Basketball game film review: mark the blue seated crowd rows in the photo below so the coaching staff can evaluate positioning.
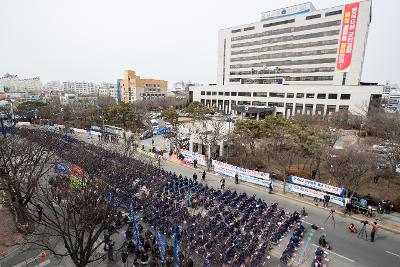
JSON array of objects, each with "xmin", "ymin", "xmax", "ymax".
[{"xmin": 16, "ymin": 128, "xmax": 302, "ymax": 266}]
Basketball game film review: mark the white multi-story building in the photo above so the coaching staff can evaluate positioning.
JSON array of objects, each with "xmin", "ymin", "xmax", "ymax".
[
  {"xmin": 62, "ymin": 81, "xmax": 99, "ymax": 95},
  {"xmin": 98, "ymin": 82, "xmax": 118, "ymax": 100},
  {"xmin": 0, "ymin": 74, "xmax": 42, "ymax": 92},
  {"xmin": 45, "ymin": 81, "xmax": 64, "ymax": 92},
  {"xmin": 191, "ymin": 1, "xmax": 383, "ymax": 118},
  {"xmin": 217, "ymin": 1, "xmax": 372, "ymax": 86}
]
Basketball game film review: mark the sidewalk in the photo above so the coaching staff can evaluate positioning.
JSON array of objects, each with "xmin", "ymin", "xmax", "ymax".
[
  {"xmin": 170, "ymin": 158, "xmax": 400, "ymax": 235},
  {"xmin": 0, "ymin": 205, "xmax": 24, "ymax": 258}
]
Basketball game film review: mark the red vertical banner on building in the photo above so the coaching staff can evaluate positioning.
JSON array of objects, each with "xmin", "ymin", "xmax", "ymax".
[{"xmin": 336, "ymin": 2, "xmax": 360, "ymax": 72}]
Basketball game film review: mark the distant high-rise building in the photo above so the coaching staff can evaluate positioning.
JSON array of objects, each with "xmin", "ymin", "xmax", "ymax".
[
  {"xmin": 62, "ymin": 81, "xmax": 99, "ymax": 95},
  {"xmin": 172, "ymin": 81, "xmax": 203, "ymax": 92},
  {"xmin": 119, "ymin": 70, "xmax": 168, "ymax": 103},
  {"xmin": 217, "ymin": 1, "xmax": 372, "ymax": 86}
]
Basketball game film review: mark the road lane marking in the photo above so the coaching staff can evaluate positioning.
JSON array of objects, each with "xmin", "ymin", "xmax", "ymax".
[
  {"xmin": 311, "ymin": 244, "xmax": 355, "ymax": 262},
  {"xmin": 385, "ymin": 250, "xmax": 400, "ymax": 258},
  {"xmin": 38, "ymin": 259, "xmax": 51, "ymax": 267}
]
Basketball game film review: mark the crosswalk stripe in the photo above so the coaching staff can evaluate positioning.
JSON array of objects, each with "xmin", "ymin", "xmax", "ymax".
[{"xmin": 13, "ymin": 254, "xmax": 40, "ymax": 267}]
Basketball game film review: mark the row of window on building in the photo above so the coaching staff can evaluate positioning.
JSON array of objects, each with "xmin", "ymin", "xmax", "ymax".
[
  {"xmin": 200, "ymin": 98, "xmax": 349, "ymax": 115},
  {"xmin": 229, "ymin": 76, "xmax": 334, "ymax": 83},
  {"xmin": 200, "ymin": 91, "xmax": 351, "ymax": 100},
  {"xmin": 230, "ymin": 9, "xmax": 342, "ymax": 34},
  {"xmin": 145, "ymin": 84, "xmax": 161, "ymax": 88}
]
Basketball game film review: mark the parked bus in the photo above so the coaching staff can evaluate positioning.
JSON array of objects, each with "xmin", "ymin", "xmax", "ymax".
[{"xmin": 104, "ymin": 125, "xmax": 125, "ymax": 136}]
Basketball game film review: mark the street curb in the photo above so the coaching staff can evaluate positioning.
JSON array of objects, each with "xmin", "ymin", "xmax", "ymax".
[{"xmin": 166, "ymin": 159, "xmax": 400, "ymax": 235}]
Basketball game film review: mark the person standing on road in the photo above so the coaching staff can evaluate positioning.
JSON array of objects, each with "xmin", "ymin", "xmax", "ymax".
[
  {"xmin": 193, "ymin": 172, "xmax": 198, "ymax": 182},
  {"xmin": 323, "ymin": 193, "xmax": 330, "ymax": 208},
  {"xmin": 268, "ymin": 181, "xmax": 273, "ymax": 194},
  {"xmin": 121, "ymin": 249, "xmax": 128, "ymax": 267},
  {"xmin": 202, "ymin": 170, "xmax": 206, "ymax": 181},
  {"xmin": 235, "ymin": 173, "xmax": 239, "ymax": 184},
  {"xmin": 193, "ymin": 159, "xmax": 198, "ymax": 168},
  {"xmin": 220, "ymin": 178, "xmax": 225, "ymax": 190},
  {"xmin": 371, "ymin": 222, "xmax": 379, "ymax": 242}
]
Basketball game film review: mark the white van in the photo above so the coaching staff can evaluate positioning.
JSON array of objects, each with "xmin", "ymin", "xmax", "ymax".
[{"xmin": 150, "ymin": 119, "xmax": 159, "ymax": 128}]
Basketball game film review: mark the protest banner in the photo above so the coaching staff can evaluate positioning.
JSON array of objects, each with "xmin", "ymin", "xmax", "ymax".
[
  {"xmin": 287, "ymin": 184, "xmax": 345, "ymax": 206},
  {"xmin": 289, "ymin": 175, "xmax": 344, "ymax": 196},
  {"xmin": 212, "ymin": 159, "xmax": 270, "ymax": 186},
  {"xmin": 180, "ymin": 150, "xmax": 207, "ymax": 167}
]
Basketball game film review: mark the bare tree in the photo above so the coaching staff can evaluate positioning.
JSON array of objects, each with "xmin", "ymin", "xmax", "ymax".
[
  {"xmin": 97, "ymin": 96, "xmax": 116, "ymax": 110},
  {"xmin": 0, "ymin": 135, "xmax": 55, "ymax": 232},
  {"xmin": 196, "ymin": 118, "xmax": 226, "ymax": 168},
  {"xmin": 28, "ymin": 173, "xmax": 120, "ymax": 267},
  {"xmin": 325, "ymin": 146, "xmax": 374, "ymax": 197}
]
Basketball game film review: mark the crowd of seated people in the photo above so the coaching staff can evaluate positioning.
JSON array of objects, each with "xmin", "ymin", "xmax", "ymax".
[{"xmin": 16, "ymin": 128, "xmax": 302, "ymax": 267}]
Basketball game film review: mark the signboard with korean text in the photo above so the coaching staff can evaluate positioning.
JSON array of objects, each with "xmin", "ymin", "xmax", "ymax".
[
  {"xmin": 336, "ymin": 2, "xmax": 360, "ymax": 72},
  {"xmin": 212, "ymin": 160, "xmax": 270, "ymax": 185},
  {"xmin": 290, "ymin": 175, "xmax": 344, "ymax": 196},
  {"xmin": 287, "ymin": 184, "xmax": 345, "ymax": 206},
  {"xmin": 261, "ymin": 3, "xmax": 313, "ymax": 21}
]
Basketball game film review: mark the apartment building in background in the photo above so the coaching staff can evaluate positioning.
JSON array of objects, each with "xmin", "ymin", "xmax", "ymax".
[
  {"xmin": 191, "ymin": 1, "xmax": 383, "ymax": 118},
  {"xmin": 62, "ymin": 81, "xmax": 99, "ymax": 95},
  {"xmin": 120, "ymin": 70, "xmax": 167, "ymax": 103},
  {"xmin": 98, "ymin": 82, "xmax": 118, "ymax": 100},
  {"xmin": 44, "ymin": 81, "xmax": 64, "ymax": 92},
  {"xmin": 0, "ymin": 74, "xmax": 42, "ymax": 92}
]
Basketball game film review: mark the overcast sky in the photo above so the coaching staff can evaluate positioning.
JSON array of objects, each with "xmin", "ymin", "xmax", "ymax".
[{"xmin": 0, "ymin": 0, "xmax": 398, "ymax": 86}]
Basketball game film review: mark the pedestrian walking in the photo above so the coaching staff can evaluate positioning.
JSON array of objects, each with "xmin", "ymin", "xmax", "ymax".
[
  {"xmin": 202, "ymin": 170, "xmax": 206, "ymax": 181},
  {"xmin": 370, "ymin": 222, "xmax": 379, "ymax": 242},
  {"xmin": 268, "ymin": 181, "xmax": 273, "ymax": 194},
  {"xmin": 235, "ymin": 173, "xmax": 239, "ymax": 184},
  {"xmin": 193, "ymin": 172, "xmax": 198, "ymax": 182},
  {"xmin": 220, "ymin": 178, "xmax": 225, "ymax": 190},
  {"xmin": 386, "ymin": 200, "xmax": 392, "ymax": 214},
  {"xmin": 193, "ymin": 159, "xmax": 197, "ymax": 168},
  {"xmin": 37, "ymin": 204, "xmax": 43, "ymax": 221}
]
